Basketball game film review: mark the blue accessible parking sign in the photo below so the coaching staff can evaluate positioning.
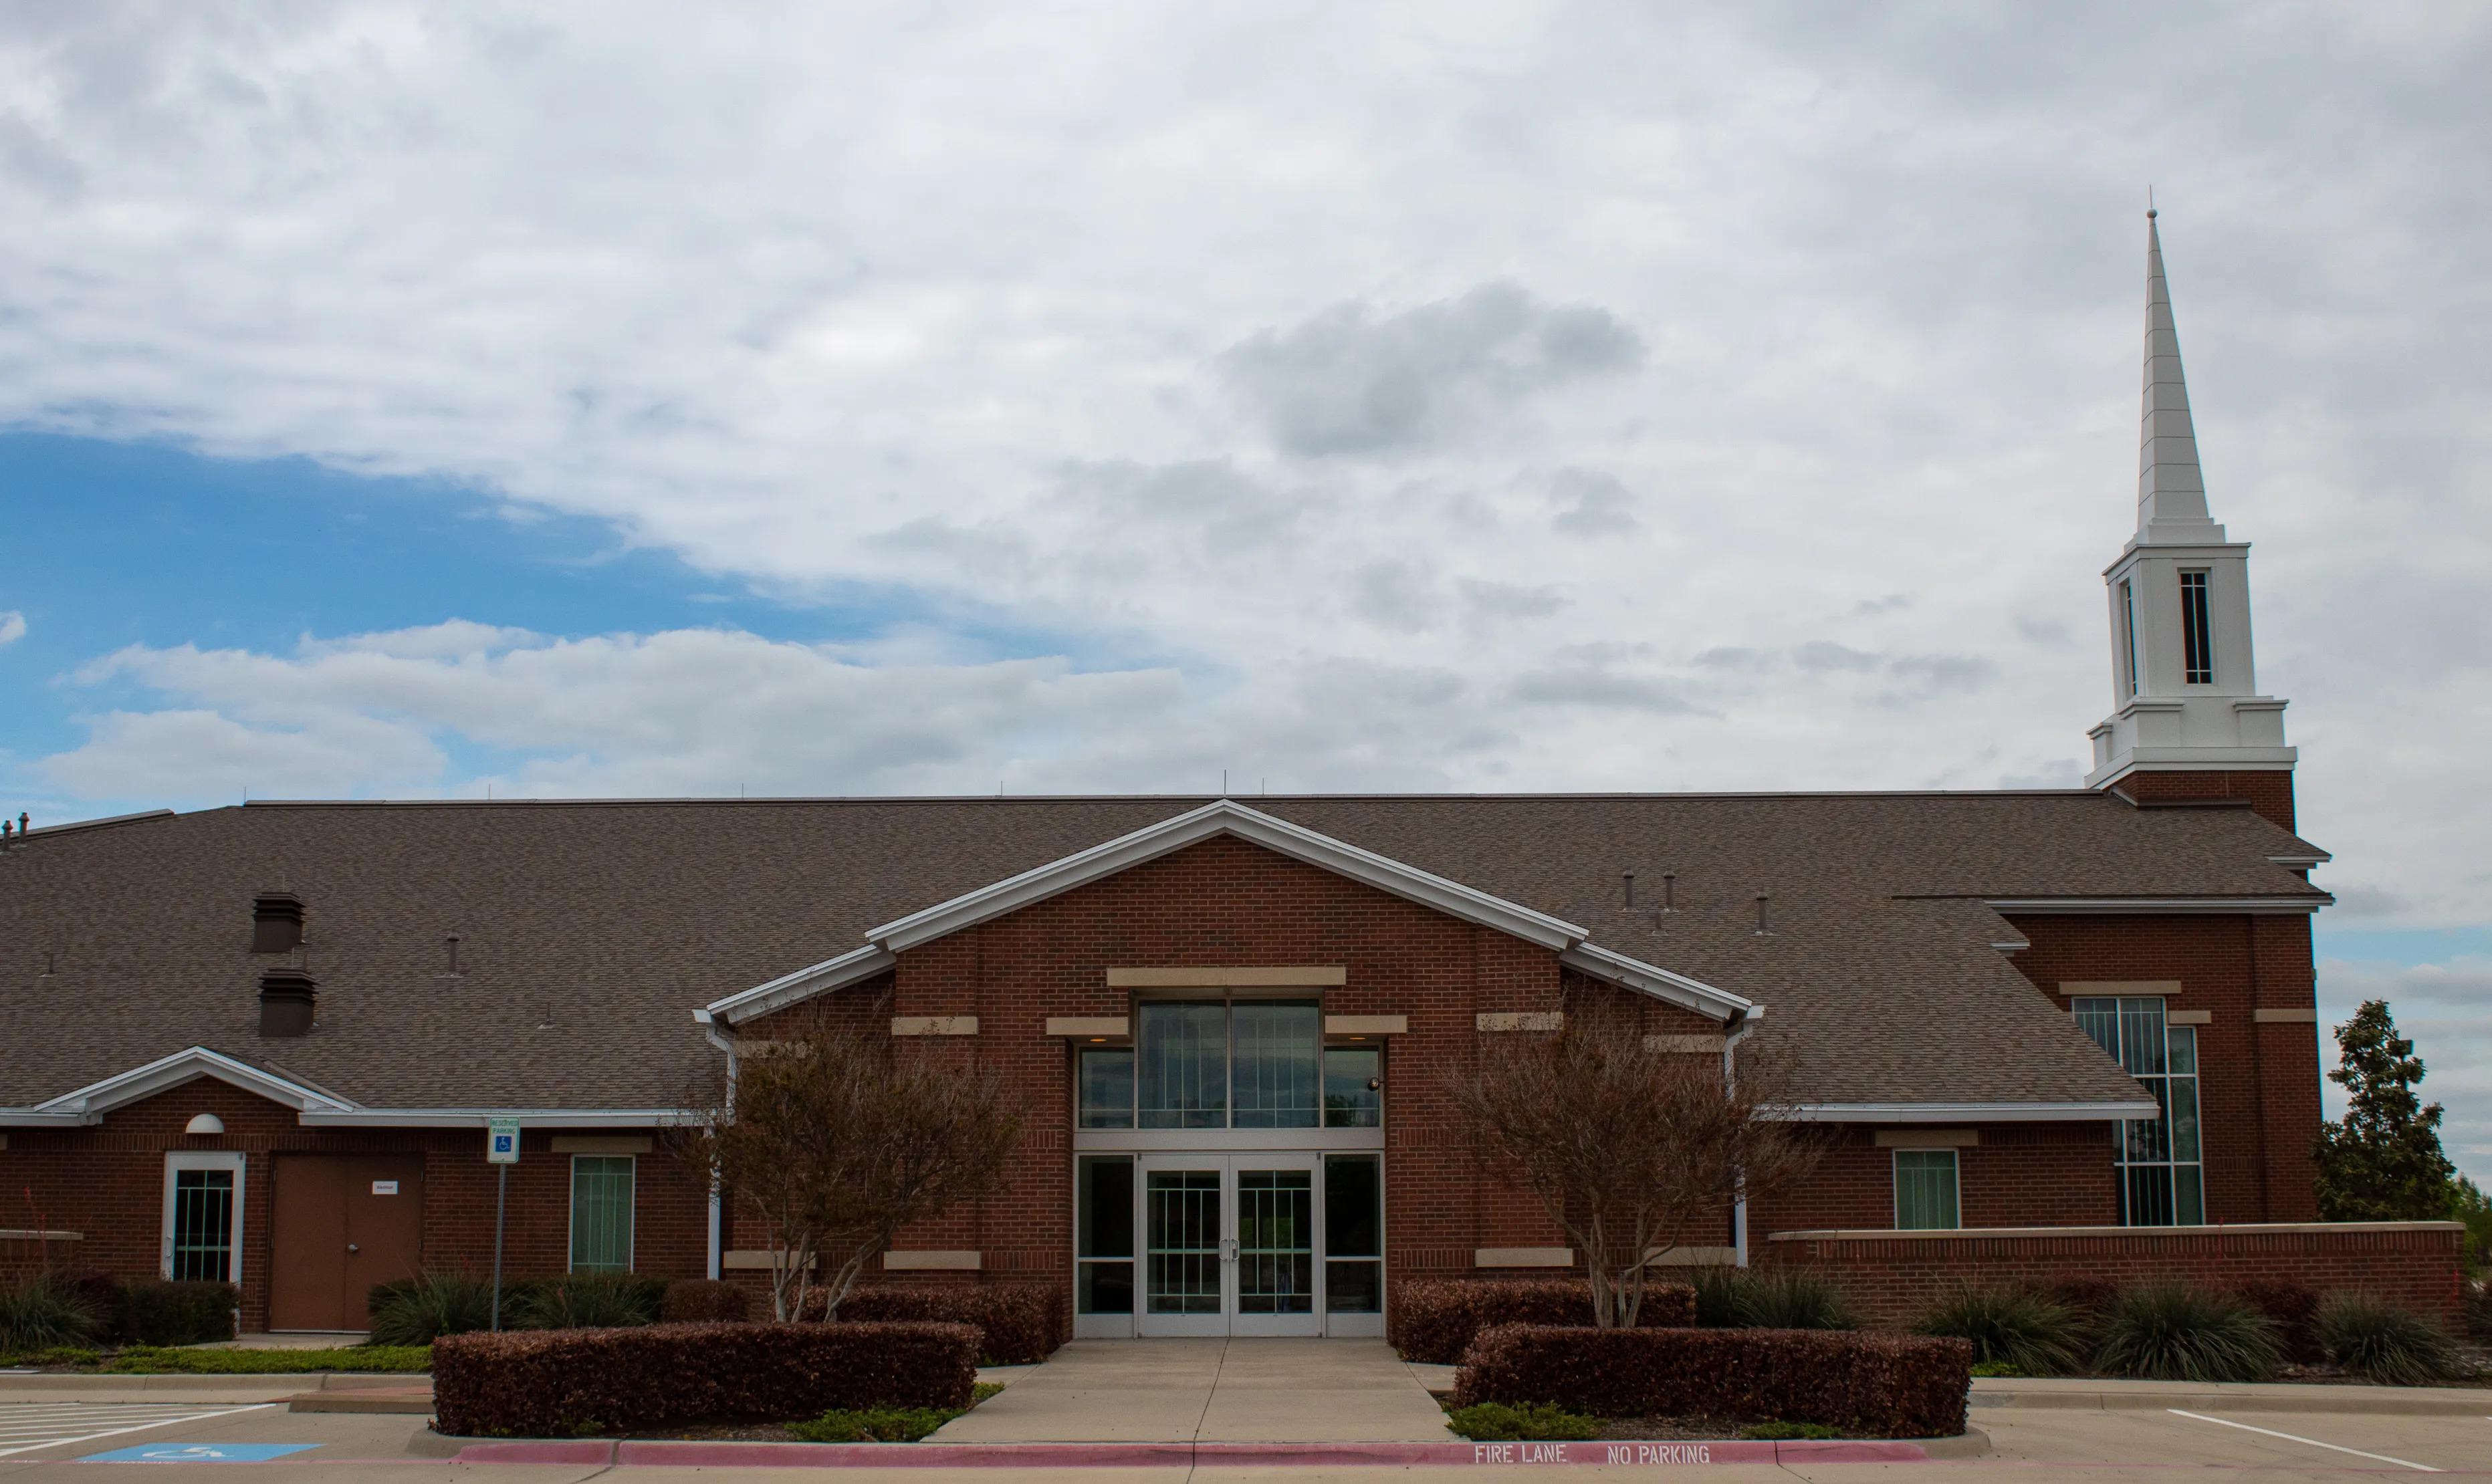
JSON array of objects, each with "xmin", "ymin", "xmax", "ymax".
[{"xmin": 82, "ymin": 1443, "xmax": 320, "ymax": 1463}]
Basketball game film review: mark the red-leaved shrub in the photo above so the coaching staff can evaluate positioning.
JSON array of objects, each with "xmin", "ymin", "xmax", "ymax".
[
  {"xmin": 1452, "ymin": 1324, "xmax": 1971, "ymax": 1439},
  {"xmin": 830, "ymin": 1283, "xmax": 1066, "ymax": 1365},
  {"xmin": 1391, "ymin": 1279, "xmax": 1698, "ymax": 1364},
  {"xmin": 432, "ymin": 1321, "xmax": 976, "ymax": 1437},
  {"xmin": 659, "ymin": 1279, "xmax": 750, "ymax": 1324}
]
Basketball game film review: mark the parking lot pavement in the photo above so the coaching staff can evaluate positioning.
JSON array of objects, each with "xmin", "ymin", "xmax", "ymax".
[{"xmin": 1973, "ymin": 1403, "xmax": 2491, "ymax": 1474}]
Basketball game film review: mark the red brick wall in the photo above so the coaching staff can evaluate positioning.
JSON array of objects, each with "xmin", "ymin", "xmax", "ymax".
[
  {"xmin": 2003, "ymin": 913, "xmax": 2319, "ymax": 1223},
  {"xmin": 1766, "ymin": 1222, "xmax": 2465, "ymax": 1326},
  {"xmin": 0, "ymin": 1080, "xmax": 703, "ymax": 1331},
  {"xmin": 1752, "ymin": 1124, "xmax": 2117, "ymax": 1235},
  {"xmin": 2112, "ymin": 770, "xmax": 2297, "ymax": 832}
]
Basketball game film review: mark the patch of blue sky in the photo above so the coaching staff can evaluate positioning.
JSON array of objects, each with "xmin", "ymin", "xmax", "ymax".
[
  {"xmin": 2313, "ymin": 924, "xmax": 2492, "ymax": 965},
  {"xmin": 0, "ymin": 433, "xmax": 1137, "ymax": 764}
]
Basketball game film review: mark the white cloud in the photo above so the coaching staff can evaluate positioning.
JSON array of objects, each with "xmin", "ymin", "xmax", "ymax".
[
  {"xmin": 0, "ymin": 611, "xmax": 23, "ymax": 646},
  {"xmin": 0, "ymin": 3, "xmax": 2483, "ymax": 938}
]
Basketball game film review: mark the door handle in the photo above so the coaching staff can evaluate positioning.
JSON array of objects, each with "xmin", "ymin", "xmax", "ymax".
[
  {"xmin": 1220, "ymin": 1237, "xmax": 1238, "ymax": 1264},
  {"xmin": 346, "ymin": 1243, "xmax": 360, "ymax": 1254}
]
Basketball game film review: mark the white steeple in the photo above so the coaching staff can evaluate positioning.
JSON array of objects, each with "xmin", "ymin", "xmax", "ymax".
[{"xmin": 2086, "ymin": 207, "xmax": 2294, "ymax": 790}]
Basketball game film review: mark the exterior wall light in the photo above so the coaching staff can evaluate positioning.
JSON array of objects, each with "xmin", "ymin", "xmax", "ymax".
[{"xmin": 185, "ymin": 1113, "xmax": 225, "ymax": 1135}]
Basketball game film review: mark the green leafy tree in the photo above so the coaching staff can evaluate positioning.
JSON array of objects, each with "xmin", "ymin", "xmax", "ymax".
[
  {"xmin": 2314, "ymin": 1001, "xmax": 2455, "ymax": 1221},
  {"xmin": 2450, "ymin": 1175, "xmax": 2492, "ymax": 1271}
]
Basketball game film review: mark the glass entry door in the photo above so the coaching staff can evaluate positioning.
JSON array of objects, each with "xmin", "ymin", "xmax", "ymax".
[{"xmin": 1136, "ymin": 1153, "xmax": 1323, "ymax": 1337}]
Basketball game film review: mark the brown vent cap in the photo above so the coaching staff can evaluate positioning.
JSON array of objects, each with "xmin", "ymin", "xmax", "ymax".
[
  {"xmin": 252, "ymin": 893, "xmax": 305, "ymax": 955},
  {"xmin": 258, "ymin": 968, "xmax": 316, "ymax": 1037}
]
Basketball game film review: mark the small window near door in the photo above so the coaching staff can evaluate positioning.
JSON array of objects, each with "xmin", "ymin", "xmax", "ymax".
[
  {"xmin": 1076, "ymin": 1155, "xmax": 1135, "ymax": 1314},
  {"xmin": 1324, "ymin": 1154, "xmax": 1383, "ymax": 1313},
  {"xmin": 569, "ymin": 1155, "xmax": 635, "ymax": 1272},
  {"xmin": 1323, "ymin": 1047, "xmax": 1381, "ymax": 1128},
  {"xmin": 1078, "ymin": 1047, "xmax": 1135, "ymax": 1128},
  {"xmin": 169, "ymin": 1167, "xmax": 237, "ymax": 1281},
  {"xmin": 1894, "ymin": 1150, "xmax": 1960, "ymax": 1231}
]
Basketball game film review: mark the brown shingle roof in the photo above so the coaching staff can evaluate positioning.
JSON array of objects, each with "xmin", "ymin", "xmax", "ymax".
[{"xmin": 0, "ymin": 792, "xmax": 2324, "ymax": 1112}]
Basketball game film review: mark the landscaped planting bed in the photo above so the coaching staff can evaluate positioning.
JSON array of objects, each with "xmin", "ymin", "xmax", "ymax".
[
  {"xmin": 1452, "ymin": 1324, "xmax": 1972, "ymax": 1439},
  {"xmin": 1391, "ymin": 1278, "xmax": 1699, "ymax": 1364},
  {"xmin": 432, "ymin": 1320, "xmax": 980, "ymax": 1438}
]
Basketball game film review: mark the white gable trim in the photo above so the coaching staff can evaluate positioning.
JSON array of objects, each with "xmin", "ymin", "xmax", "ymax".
[
  {"xmin": 1559, "ymin": 944, "xmax": 1754, "ymax": 1021},
  {"xmin": 698, "ymin": 943, "xmax": 897, "ymax": 1027},
  {"xmin": 871, "ymin": 800, "xmax": 1589, "ymax": 953},
  {"xmin": 702, "ymin": 799, "xmax": 1752, "ymax": 1027},
  {"xmin": 13, "ymin": 1047, "xmax": 358, "ymax": 1125}
]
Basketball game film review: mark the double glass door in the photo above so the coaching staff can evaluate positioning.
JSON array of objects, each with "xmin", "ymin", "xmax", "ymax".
[{"xmin": 1139, "ymin": 1153, "xmax": 1321, "ymax": 1336}]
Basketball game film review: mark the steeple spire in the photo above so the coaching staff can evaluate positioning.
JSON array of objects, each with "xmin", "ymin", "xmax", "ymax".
[{"xmin": 2136, "ymin": 204, "xmax": 2223, "ymax": 543}]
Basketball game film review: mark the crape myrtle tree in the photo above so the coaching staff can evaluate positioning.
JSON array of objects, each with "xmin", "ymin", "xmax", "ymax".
[
  {"xmin": 2315, "ymin": 999, "xmax": 2456, "ymax": 1222},
  {"xmin": 675, "ymin": 1013, "xmax": 1019, "ymax": 1321},
  {"xmin": 1448, "ymin": 999, "xmax": 1828, "ymax": 1329}
]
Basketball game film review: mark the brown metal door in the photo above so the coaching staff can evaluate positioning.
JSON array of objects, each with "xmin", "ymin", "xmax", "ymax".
[
  {"xmin": 271, "ymin": 1155, "xmax": 427, "ymax": 1330},
  {"xmin": 269, "ymin": 1156, "xmax": 349, "ymax": 1330},
  {"xmin": 342, "ymin": 1157, "xmax": 425, "ymax": 1327}
]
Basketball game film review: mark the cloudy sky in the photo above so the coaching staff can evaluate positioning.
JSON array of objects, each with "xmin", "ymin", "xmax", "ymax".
[{"xmin": 1, "ymin": 3, "xmax": 2486, "ymax": 1170}]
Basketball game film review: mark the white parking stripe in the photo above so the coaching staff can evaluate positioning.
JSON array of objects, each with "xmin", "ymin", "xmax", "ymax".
[
  {"xmin": 0, "ymin": 1404, "xmax": 273, "ymax": 1459},
  {"xmin": 2166, "ymin": 1408, "xmax": 2441, "ymax": 1473}
]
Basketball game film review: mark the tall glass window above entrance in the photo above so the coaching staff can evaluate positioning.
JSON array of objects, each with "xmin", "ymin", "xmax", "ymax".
[
  {"xmin": 1103, "ymin": 997, "xmax": 1335, "ymax": 1130},
  {"xmin": 2073, "ymin": 995, "xmax": 2204, "ymax": 1225}
]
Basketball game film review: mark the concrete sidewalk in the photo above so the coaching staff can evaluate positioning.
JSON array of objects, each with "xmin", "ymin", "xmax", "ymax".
[{"xmin": 933, "ymin": 1338, "xmax": 1454, "ymax": 1443}]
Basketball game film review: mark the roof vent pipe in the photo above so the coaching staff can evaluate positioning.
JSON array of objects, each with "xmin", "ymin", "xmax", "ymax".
[
  {"xmin": 1622, "ymin": 872, "xmax": 1634, "ymax": 907},
  {"xmin": 445, "ymin": 933, "xmax": 461, "ymax": 975},
  {"xmin": 1754, "ymin": 894, "xmax": 1770, "ymax": 935},
  {"xmin": 258, "ymin": 968, "xmax": 317, "ymax": 1037},
  {"xmin": 1661, "ymin": 872, "xmax": 1675, "ymax": 912}
]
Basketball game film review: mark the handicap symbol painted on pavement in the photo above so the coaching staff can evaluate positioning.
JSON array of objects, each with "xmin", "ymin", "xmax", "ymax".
[{"xmin": 82, "ymin": 1443, "xmax": 320, "ymax": 1463}]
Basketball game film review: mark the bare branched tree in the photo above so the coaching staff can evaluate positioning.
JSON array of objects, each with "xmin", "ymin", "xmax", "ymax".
[
  {"xmin": 674, "ymin": 1018, "xmax": 1019, "ymax": 1322},
  {"xmin": 1448, "ymin": 1001, "xmax": 1827, "ymax": 1328}
]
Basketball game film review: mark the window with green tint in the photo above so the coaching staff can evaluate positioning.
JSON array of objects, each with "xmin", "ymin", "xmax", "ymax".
[
  {"xmin": 2072, "ymin": 996, "xmax": 2204, "ymax": 1226},
  {"xmin": 569, "ymin": 1155, "xmax": 635, "ymax": 1272},
  {"xmin": 169, "ymin": 1169, "xmax": 235, "ymax": 1282},
  {"xmin": 1893, "ymin": 1150, "xmax": 1959, "ymax": 1230},
  {"xmin": 1323, "ymin": 1047, "xmax": 1381, "ymax": 1128},
  {"xmin": 1079, "ymin": 1047, "xmax": 1135, "ymax": 1128},
  {"xmin": 1232, "ymin": 1001, "xmax": 1320, "ymax": 1128},
  {"xmin": 1139, "ymin": 1002, "xmax": 1229, "ymax": 1128}
]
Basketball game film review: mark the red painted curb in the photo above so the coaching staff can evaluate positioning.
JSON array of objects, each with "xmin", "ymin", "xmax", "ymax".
[{"xmin": 451, "ymin": 1437, "xmax": 1939, "ymax": 1467}]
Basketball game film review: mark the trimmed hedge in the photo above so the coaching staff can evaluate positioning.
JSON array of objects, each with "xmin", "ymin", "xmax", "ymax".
[
  {"xmin": 661, "ymin": 1279, "xmax": 751, "ymax": 1324},
  {"xmin": 433, "ymin": 1321, "xmax": 977, "ymax": 1437},
  {"xmin": 1452, "ymin": 1324, "xmax": 1972, "ymax": 1439},
  {"xmin": 117, "ymin": 1281, "xmax": 237, "ymax": 1346},
  {"xmin": 1390, "ymin": 1279, "xmax": 1698, "ymax": 1364},
  {"xmin": 833, "ymin": 1283, "xmax": 1066, "ymax": 1365}
]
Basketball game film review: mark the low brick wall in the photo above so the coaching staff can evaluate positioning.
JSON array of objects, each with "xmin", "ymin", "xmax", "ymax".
[{"xmin": 1764, "ymin": 1221, "xmax": 2466, "ymax": 1326}]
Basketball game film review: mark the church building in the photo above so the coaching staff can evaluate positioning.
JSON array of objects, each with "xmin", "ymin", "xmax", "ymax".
[{"xmin": 3, "ymin": 216, "xmax": 2445, "ymax": 1340}]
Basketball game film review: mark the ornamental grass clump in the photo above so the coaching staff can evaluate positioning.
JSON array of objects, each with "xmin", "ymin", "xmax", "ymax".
[
  {"xmin": 0, "ymin": 1273, "xmax": 104, "ymax": 1352},
  {"xmin": 2091, "ymin": 1282, "xmax": 2279, "ymax": 1383},
  {"xmin": 2315, "ymin": 1291, "xmax": 2455, "ymax": 1386},
  {"xmin": 1914, "ymin": 1283, "xmax": 2083, "ymax": 1376},
  {"xmin": 368, "ymin": 1271, "xmax": 501, "ymax": 1346},
  {"xmin": 511, "ymin": 1274, "xmax": 665, "ymax": 1331},
  {"xmin": 1731, "ymin": 1269, "xmax": 1858, "ymax": 1331}
]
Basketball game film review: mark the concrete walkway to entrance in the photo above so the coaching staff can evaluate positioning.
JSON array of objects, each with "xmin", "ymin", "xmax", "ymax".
[{"xmin": 933, "ymin": 1338, "xmax": 1453, "ymax": 1443}]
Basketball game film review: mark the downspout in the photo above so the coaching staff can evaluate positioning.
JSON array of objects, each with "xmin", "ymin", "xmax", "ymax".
[
  {"xmin": 1723, "ymin": 1007, "xmax": 1759, "ymax": 1268},
  {"xmin": 694, "ymin": 1009, "xmax": 737, "ymax": 1281}
]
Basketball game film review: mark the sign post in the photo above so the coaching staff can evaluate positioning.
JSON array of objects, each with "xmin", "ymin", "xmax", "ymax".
[{"xmin": 486, "ymin": 1118, "xmax": 520, "ymax": 1331}]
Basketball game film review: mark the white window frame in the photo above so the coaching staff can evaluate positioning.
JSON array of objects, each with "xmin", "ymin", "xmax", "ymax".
[
  {"xmin": 160, "ymin": 1150, "xmax": 246, "ymax": 1283},
  {"xmin": 1891, "ymin": 1147, "xmax": 1960, "ymax": 1231},
  {"xmin": 567, "ymin": 1153, "xmax": 637, "ymax": 1274}
]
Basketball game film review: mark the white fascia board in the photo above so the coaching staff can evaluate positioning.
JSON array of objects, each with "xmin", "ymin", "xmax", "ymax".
[
  {"xmin": 1558, "ymin": 943, "xmax": 1753, "ymax": 1022},
  {"xmin": 2268, "ymin": 852, "xmax": 2331, "ymax": 866},
  {"xmin": 1786, "ymin": 1100, "xmax": 2160, "ymax": 1124},
  {"xmin": 1985, "ymin": 896, "xmax": 2328, "ymax": 915},
  {"xmin": 701, "ymin": 943, "xmax": 895, "ymax": 1026},
  {"xmin": 298, "ymin": 1108, "xmax": 688, "ymax": 1128},
  {"xmin": 869, "ymin": 799, "xmax": 1590, "ymax": 954},
  {"xmin": 0, "ymin": 1110, "xmax": 99, "ymax": 1127},
  {"xmin": 32, "ymin": 1046, "xmax": 358, "ymax": 1117}
]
